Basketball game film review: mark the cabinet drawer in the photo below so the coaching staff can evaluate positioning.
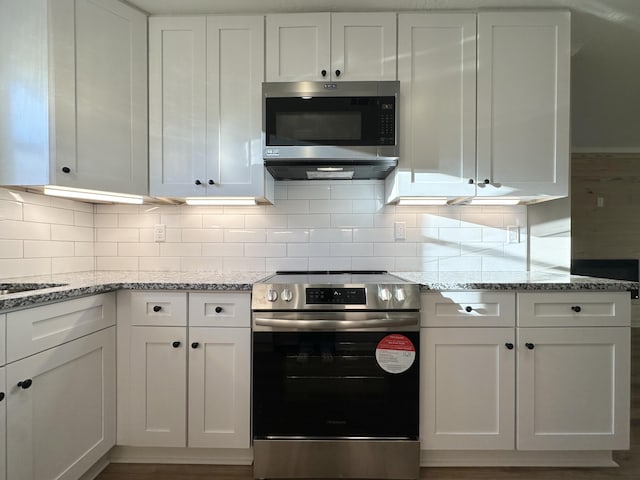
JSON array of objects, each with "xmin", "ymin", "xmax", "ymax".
[
  {"xmin": 189, "ymin": 293, "xmax": 250, "ymax": 327},
  {"xmin": 6, "ymin": 293, "xmax": 116, "ymax": 363},
  {"xmin": 518, "ymin": 292, "xmax": 630, "ymax": 327},
  {"xmin": 130, "ymin": 292, "xmax": 187, "ymax": 326},
  {"xmin": 421, "ymin": 292, "xmax": 515, "ymax": 327}
]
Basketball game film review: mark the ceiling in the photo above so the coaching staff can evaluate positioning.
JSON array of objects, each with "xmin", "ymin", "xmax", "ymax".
[{"xmin": 125, "ymin": 0, "xmax": 640, "ymax": 151}]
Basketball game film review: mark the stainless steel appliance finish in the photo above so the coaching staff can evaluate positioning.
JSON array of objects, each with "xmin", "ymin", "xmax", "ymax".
[
  {"xmin": 262, "ymin": 81, "xmax": 399, "ymax": 180},
  {"xmin": 252, "ymin": 271, "xmax": 420, "ymax": 480}
]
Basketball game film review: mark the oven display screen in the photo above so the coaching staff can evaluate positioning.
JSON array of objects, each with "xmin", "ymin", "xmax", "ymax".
[{"xmin": 306, "ymin": 287, "xmax": 366, "ymax": 304}]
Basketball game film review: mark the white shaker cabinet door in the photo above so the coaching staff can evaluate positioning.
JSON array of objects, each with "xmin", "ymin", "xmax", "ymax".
[
  {"xmin": 266, "ymin": 13, "xmax": 331, "ymax": 82},
  {"xmin": 149, "ymin": 16, "xmax": 207, "ymax": 197},
  {"xmin": 188, "ymin": 327, "xmax": 251, "ymax": 448},
  {"xmin": 421, "ymin": 327, "xmax": 516, "ymax": 450},
  {"xmin": 206, "ymin": 16, "xmax": 267, "ymax": 197},
  {"xmin": 517, "ymin": 327, "xmax": 630, "ymax": 450},
  {"xmin": 388, "ymin": 13, "xmax": 476, "ymax": 200},
  {"xmin": 330, "ymin": 12, "xmax": 397, "ymax": 81},
  {"xmin": 476, "ymin": 11, "xmax": 570, "ymax": 198},
  {"xmin": 6, "ymin": 328, "xmax": 115, "ymax": 480},
  {"xmin": 128, "ymin": 326, "xmax": 187, "ymax": 447}
]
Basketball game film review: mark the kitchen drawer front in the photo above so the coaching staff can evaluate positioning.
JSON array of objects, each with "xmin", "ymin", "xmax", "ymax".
[
  {"xmin": 421, "ymin": 292, "xmax": 515, "ymax": 327},
  {"xmin": 189, "ymin": 292, "xmax": 250, "ymax": 327},
  {"xmin": 517, "ymin": 291, "xmax": 630, "ymax": 327},
  {"xmin": 130, "ymin": 291, "xmax": 187, "ymax": 326},
  {"xmin": 6, "ymin": 293, "xmax": 116, "ymax": 363}
]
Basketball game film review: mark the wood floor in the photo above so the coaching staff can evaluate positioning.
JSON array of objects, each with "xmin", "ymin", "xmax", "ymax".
[{"xmin": 96, "ymin": 329, "xmax": 640, "ymax": 480}]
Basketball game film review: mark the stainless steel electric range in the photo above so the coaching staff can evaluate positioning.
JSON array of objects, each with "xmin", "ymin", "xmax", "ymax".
[{"xmin": 251, "ymin": 271, "xmax": 421, "ymax": 480}]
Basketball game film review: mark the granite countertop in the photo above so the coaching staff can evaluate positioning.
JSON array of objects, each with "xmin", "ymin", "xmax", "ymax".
[{"xmin": 1, "ymin": 270, "xmax": 637, "ymax": 312}]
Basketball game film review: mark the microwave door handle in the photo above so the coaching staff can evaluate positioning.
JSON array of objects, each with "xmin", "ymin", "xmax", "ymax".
[{"xmin": 253, "ymin": 317, "xmax": 416, "ymax": 330}]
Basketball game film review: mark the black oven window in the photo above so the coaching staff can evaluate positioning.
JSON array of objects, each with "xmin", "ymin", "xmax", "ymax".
[{"xmin": 276, "ymin": 111, "xmax": 362, "ymax": 142}]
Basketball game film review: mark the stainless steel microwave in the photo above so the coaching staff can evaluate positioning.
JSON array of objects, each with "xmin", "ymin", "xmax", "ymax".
[{"xmin": 262, "ymin": 81, "xmax": 399, "ymax": 180}]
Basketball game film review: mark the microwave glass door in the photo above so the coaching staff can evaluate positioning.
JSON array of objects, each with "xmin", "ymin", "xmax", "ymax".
[{"xmin": 265, "ymin": 96, "xmax": 395, "ymax": 147}]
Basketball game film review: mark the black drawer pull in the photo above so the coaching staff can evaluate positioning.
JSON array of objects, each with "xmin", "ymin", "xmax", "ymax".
[
  {"xmin": 191, "ymin": 342, "xmax": 199, "ymax": 349},
  {"xmin": 18, "ymin": 379, "xmax": 33, "ymax": 389},
  {"xmin": 465, "ymin": 306, "xmax": 473, "ymax": 313},
  {"xmin": 525, "ymin": 343, "xmax": 535, "ymax": 350},
  {"xmin": 215, "ymin": 306, "xmax": 223, "ymax": 313},
  {"xmin": 571, "ymin": 305, "xmax": 582, "ymax": 313},
  {"xmin": 172, "ymin": 341, "xmax": 181, "ymax": 348},
  {"xmin": 153, "ymin": 305, "xmax": 162, "ymax": 312},
  {"xmin": 0, "ymin": 392, "xmax": 4, "ymax": 401},
  {"xmin": 505, "ymin": 343, "xmax": 514, "ymax": 350}
]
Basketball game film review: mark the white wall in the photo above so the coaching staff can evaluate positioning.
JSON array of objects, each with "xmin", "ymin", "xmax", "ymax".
[{"xmin": 0, "ymin": 187, "xmax": 94, "ymax": 280}]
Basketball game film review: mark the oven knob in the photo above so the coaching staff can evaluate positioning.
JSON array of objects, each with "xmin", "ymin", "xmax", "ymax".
[
  {"xmin": 394, "ymin": 288, "xmax": 406, "ymax": 302},
  {"xmin": 266, "ymin": 289, "xmax": 278, "ymax": 302},
  {"xmin": 378, "ymin": 287, "xmax": 391, "ymax": 302},
  {"xmin": 281, "ymin": 288, "xmax": 293, "ymax": 302}
]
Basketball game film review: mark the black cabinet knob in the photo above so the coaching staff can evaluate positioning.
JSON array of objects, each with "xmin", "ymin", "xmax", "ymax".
[
  {"xmin": 321, "ymin": 69, "xmax": 327, "ymax": 77},
  {"xmin": 0, "ymin": 392, "xmax": 4, "ymax": 402},
  {"xmin": 525, "ymin": 342, "xmax": 535, "ymax": 350},
  {"xmin": 505, "ymin": 343, "xmax": 514, "ymax": 350},
  {"xmin": 571, "ymin": 305, "xmax": 582, "ymax": 313},
  {"xmin": 18, "ymin": 379, "xmax": 33, "ymax": 389},
  {"xmin": 172, "ymin": 341, "xmax": 181, "ymax": 348},
  {"xmin": 61, "ymin": 166, "xmax": 71, "ymax": 173},
  {"xmin": 335, "ymin": 69, "xmax": 341, "ymax": 77},
  {"xmin": 215, "ymin": 306, "xmax": 223, "ymax": 314},
  {"xmin": 483, "ymin": 179, "xmax": 491, "ymax": 184},
  {"xmin": 208, "ymin": 179, "xmax": 215, "ymax": 185},
  {"xmin": 195, "ymin": 179, "xmax": 202, "ymax": 185},
  {"xmin": 153, "ymin": 305, "xmax": 162, "ymax": 312},
  {"xmin": 465, "ymin": 306, "xmax": 473, "ymax": 313},
  {"xmin": 468, "ymin": 178, "xmax": 475, "ymax": 184},
  {"xmin": 191, "ymin": 342, "xmax": 199, "ymax": 349}
]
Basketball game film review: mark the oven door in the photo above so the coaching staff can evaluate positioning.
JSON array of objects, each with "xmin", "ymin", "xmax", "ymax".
[{"xmin": 253, "ymin": 330, "xmax": 419, "ymax": 440}]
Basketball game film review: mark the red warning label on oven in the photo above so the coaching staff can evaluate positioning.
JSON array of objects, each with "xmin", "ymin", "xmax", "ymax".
[{"xmin": 375, "ymin": 334, "xmax": 416, "ymax": 374}]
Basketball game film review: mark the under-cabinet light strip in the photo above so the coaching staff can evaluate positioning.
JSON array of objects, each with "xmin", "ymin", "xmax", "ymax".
[{"xmin": 43, "ymin": 186, "xmax": 144, "ymax": 204}]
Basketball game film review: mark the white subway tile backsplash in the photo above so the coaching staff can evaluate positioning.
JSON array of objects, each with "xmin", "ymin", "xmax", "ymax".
[
  {"xmin": 139, "ymin": 257, "xmax": 181, "ymax": 271},
  {"xmin": 1, "ymin": 182, "xmax": 532, "ymax": 277},
  {"xmin": 202, "ymin": 243, "xmax": 244, "ymax": 257},
  {"xmin": 181, "ymin": 229, "xmax": 224, "ymax": 243},
  {"xmin": 0, "ymin": 240, "xmax": 23, "ymax": 258},
  {"xmin": 118, "ymin": 243, "xmax": 161, "ymax": 257},
  {"xmin": 181, "ymin": 257, "xmax": 223, "ymax": 272},
  {"xmin": 24, "ymin": 240, "xmax": 74, "ymax": 258},
  {"xmin": 309, "ymin": 228, "xmax": 353, "ymax": 243},
  {"xmin": 267, "ymin": 229, "xmax": 310, "ymax": 243},
  {"xmin": 51, "ymin": 225, "xmax": 94, "ymax": 242}
]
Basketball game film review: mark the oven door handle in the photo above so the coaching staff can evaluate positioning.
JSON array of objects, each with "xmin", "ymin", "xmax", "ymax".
[{"xmin": 253, "ymin": 316, "xmax": 417, "ymax": 330}]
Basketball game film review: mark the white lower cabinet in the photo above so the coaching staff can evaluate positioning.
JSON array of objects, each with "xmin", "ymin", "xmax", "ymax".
[
  {"xmin": 6, "ymin": 327, "xmax": 116, "ymax": 480},
  {"xmin": 517, "ymin": 326, "xmax": 630, "ymax": 450},
  {"xmin": 421, "ymin": 291, "xmax": 631, "ymax": 457},
  {"xmin": 120, "ymin": 291, "xmax": 251, "ymax": 450},
  {"xmin": 421, "ymin": 327, "xmax": 515, "ymax": 449}
]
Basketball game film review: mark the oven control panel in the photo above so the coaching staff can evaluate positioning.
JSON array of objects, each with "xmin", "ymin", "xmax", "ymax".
[{"xmin": 306, "ymin": 287, "xmax": 366, "ymax": 305}]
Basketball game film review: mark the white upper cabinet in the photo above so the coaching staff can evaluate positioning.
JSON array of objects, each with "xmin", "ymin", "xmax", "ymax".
[
  {"xmin": 149, "ymin": 16, "xmax": 273, "ymax": 201},
  {"xmin": 476, "ymin": 11, "xmax": 570, "ymax": 198},
  {"xmin": 0, "ymin": 0, "xmax": 148, "ymax": 195},
  {"xmin": 386, "ymin": 10, "xmax": 570, "ymax": 202},
  {"xmin": 266, "ymin": 12, "xmax": 397, "ymax": 82},
  {"xmin": 387, "ymin": 13, "xmax": 477, "ymax": 200}
]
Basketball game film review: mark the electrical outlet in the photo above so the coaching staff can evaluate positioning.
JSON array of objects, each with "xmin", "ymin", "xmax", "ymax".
[
  {"xmin": 154, "ymin": 224, "xmax": 166, "ymax": 242},
  {"xmin": 394, "ymin": 221, "xmax": 406, "ymax": 240},
  {"xmin": 506, "ymin": 225, "xmax": 519, "ymax": 244}
]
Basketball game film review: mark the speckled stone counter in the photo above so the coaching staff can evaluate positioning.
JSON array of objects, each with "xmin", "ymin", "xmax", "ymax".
[
  {"xmin": 0, "ymin": 271, "xmax": 271, "ymax": 311},
  {"xmin": 1, "ymin": 270, "xmax": 637, "ymax": 312},
  {"xmin": 394, "ymin": 271, "xmax": 639, "ymax": 292}
]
